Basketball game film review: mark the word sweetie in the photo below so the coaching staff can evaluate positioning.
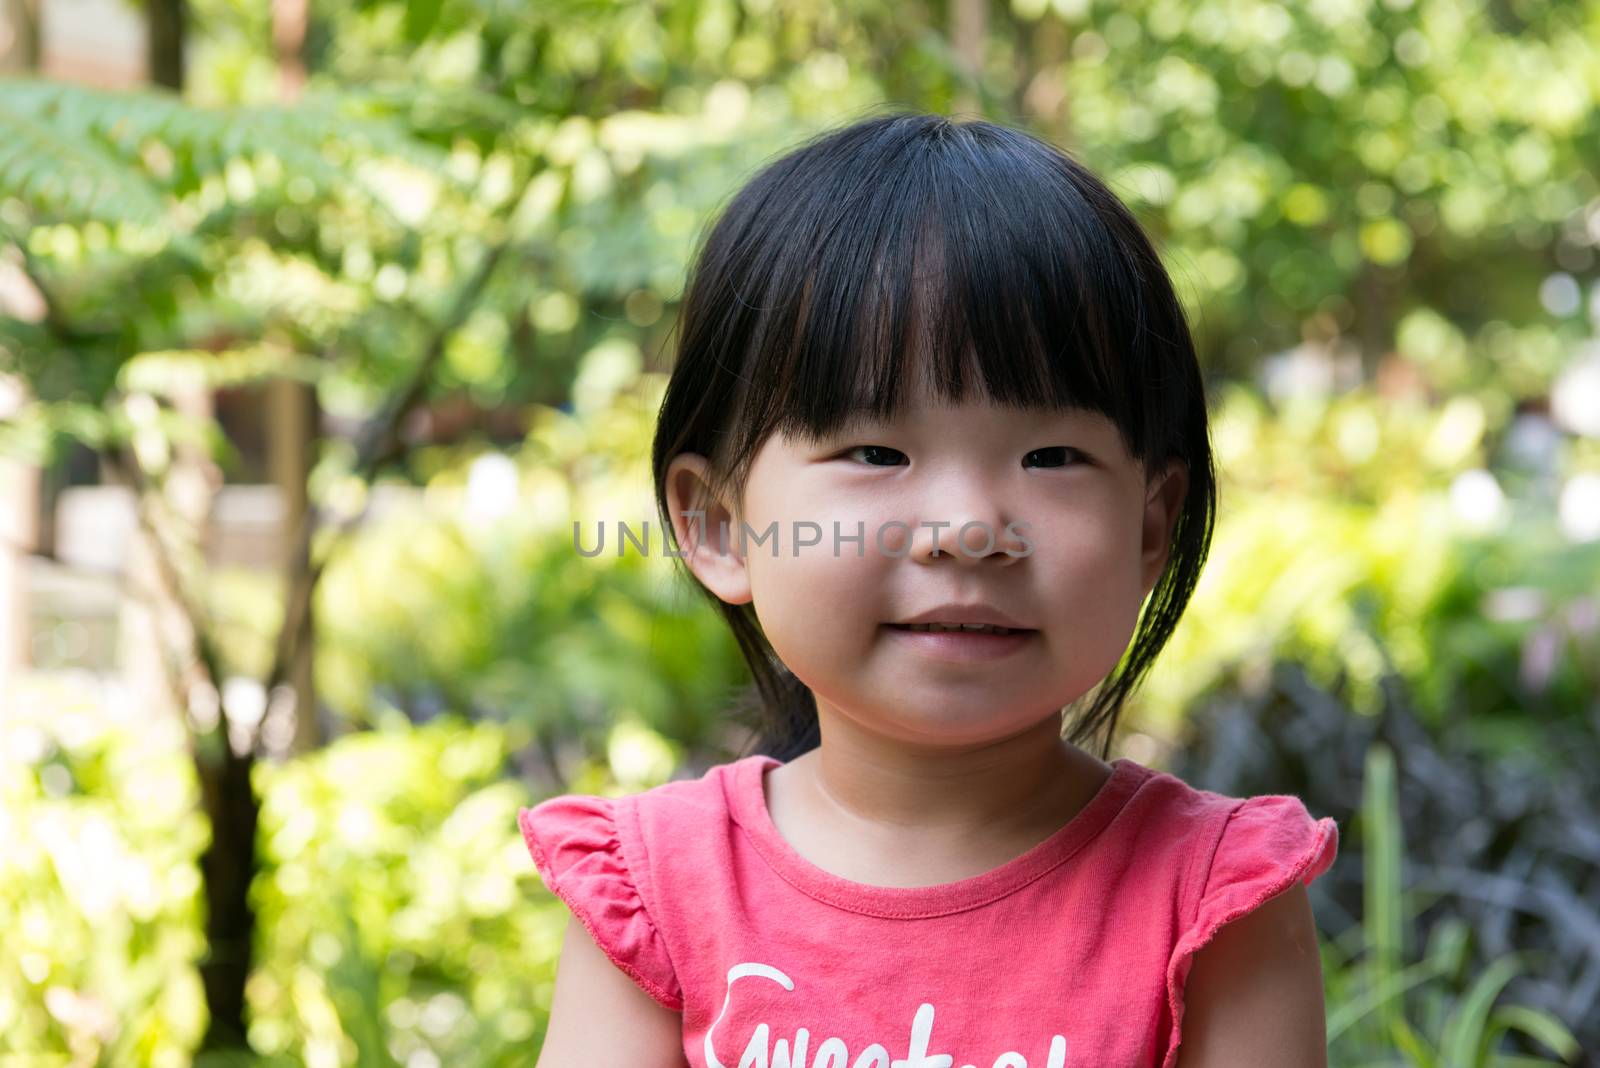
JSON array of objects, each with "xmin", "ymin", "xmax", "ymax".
[{"xmin": 705, "ymin": 963, "xmax": 1070, "ymax": 1068}]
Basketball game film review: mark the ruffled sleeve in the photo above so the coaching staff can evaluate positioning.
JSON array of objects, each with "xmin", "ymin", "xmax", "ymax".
[
  {"xmin": 518, "ymin": 794, "xmax": 683, "ymax": 1012},
  {"xmin": 1162, "ymin": 794, "xmax": 1339, "ymax": 1068}
]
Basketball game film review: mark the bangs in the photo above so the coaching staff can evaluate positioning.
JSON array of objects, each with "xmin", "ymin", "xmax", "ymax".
[{"xmin": 713, "ymin": 117, "xmax": 1164, "ymax": 486}]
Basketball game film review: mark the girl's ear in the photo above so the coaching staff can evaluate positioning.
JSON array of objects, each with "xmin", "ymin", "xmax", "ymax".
[
  {"xmin": 664, "ymin": 453, "xmax": 754, "ymax": 607},
  {"xmin": 1139, "ymin": 458, "xmax": 1189, "ymax": 599}
]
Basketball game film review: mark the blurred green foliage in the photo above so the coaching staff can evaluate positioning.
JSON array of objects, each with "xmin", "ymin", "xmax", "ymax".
[
  {"xmin": 1057, "ymin": 0, "xmax": 1600, "ymax": 380},
  {"xmin": 248, "ymin": 713, "xmax": 560, "ymax": 1067},
  {"xmin": 1138, "ymin": 384, "xmax": 1600, "ymax": 745},
  {"xmin": 1323, "ymin": 742, "xmax": 1580, "ymax": 1066},
  {"xmin": 308, "ymin": 359, "xmax": 751, "ymax": 762},
  {"xmin": 0, "ymin": 681, "xmax": 209, "ymax": 1065}
]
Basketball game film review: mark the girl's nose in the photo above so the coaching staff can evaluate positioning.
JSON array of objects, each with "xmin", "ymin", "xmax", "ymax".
[{"xmin": 904, "ymin": 500, "xmax": 1029, "ymax": 565}]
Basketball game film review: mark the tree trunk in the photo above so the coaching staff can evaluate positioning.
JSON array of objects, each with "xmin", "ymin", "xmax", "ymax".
[
  {"xmin": 0, "ymin": 0, "xmax": 41, "ymax": 73},
  {"xmin": 171, "ymin": 382, "xmax": 260, "ymax": 1054},
  {"xmin": 146, "ymin": 0, "xmax": 185, "ymax": 90},
  {"xmin": 1353, "ymin": 260, "xmax": 1395, "ymax": 379},
  {"xmin": 142, "ymin": 1, "xmax": 264, "ymax": 1049},
  {"xmin": 269, "ymin": 0, "xmax": 321, "ymax": 753},
  {"xmin": 267, "ymin": 375, "xmax": 320, "ymax": 752},
  {"xmin": 949, "ymin": 0, "xmax": 986, "ymax": 117},
  {"xmin": 194, "ymin": 736, "xmax": 259, "ymax": 1052},
  {"xmin": 1020, "ymin": 15, "xmax": 1072, "ymax": 136}
]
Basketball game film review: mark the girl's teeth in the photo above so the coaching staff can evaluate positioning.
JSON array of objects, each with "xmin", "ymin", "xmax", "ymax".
[{"xmin": 904, "ymin": 622, "xmax": 1016, "ymax": 635}]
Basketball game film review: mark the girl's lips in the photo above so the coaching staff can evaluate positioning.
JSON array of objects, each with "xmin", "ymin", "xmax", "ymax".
[{"xmin": 881, "ymin": 623, "xmax": 1038, "ymax": 662}]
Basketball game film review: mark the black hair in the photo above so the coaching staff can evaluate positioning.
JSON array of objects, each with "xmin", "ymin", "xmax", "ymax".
[{"xmin": 650, "ymin": 107, "xmax": 1216, "ymax": 764}]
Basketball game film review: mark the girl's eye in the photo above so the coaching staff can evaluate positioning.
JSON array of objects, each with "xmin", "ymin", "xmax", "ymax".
[
  {"xmin": 844, "ymin": 445, "xmax": 907, "ymax": 467},
  {"xmin": 1024, "ymin": 447, "xmax": 1085, "ymax": 469},
  {"xmin": 843, "ymin": 446, "xmax": 1083, "ymax": 467}
]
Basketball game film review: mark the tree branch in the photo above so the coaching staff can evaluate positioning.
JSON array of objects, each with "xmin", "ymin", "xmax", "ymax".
[{"xmin": 260, "ymin": 165, "xmax": 544, "ymax": 706}]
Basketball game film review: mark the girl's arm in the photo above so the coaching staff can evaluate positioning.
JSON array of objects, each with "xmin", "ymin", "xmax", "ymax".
[
  {"xmin": 535, "ymin": 913, "xmax": 688, "ymax": 1068},
  {"xmin": 1171, "ymin": 881, "xmax": 1329, "ymax": 1068}
]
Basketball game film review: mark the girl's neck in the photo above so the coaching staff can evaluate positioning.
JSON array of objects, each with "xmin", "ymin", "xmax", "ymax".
[{"xmin": 779, "ymin": 711, "xmax": 1110, "ymax": 844}]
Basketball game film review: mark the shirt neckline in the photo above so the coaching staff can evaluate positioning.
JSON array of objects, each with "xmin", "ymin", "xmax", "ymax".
[{"xmin": 727, "ymin": 752, "xmax": 1145, "ymax": 919}]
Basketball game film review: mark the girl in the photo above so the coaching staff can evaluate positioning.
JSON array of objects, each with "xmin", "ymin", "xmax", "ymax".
[{"xmin": 521, "ymin": 110, "xmax": 1338, "ymax": 1068}]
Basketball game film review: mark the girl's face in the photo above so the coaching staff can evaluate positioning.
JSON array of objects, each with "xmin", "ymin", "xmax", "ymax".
[{"xmin": 666, "ymin": 390, "xmax": 1188, "ymax": 750}]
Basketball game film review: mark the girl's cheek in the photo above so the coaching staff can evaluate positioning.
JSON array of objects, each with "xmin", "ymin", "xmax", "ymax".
[
  {"xmin": 1028, "ymin": 507, "xmax": 1115, "ymax": 559},
  {"xmin": 787, "ymin": 499, "xmax": 902, "ymax": 564}
]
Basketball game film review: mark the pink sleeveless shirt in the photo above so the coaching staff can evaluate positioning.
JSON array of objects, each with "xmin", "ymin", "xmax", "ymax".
[{"xmin": 518, "ymin": 754, "xmax": 1339, "ymax": 1068}]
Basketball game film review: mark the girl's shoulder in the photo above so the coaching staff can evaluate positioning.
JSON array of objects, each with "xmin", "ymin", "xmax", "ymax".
[
  {"xmin": 1109, "ymin": 757, "xmax": 1340, "ymax": 901},
  {"xmin": 517, "ymin": 753, "xmax": 759, "ymax": 889},
  {"xmin": 519, "ymin": 752, "xmax": 757, "ymax": 835},
  {"xmin": 1122, "ymin": 758, "xmax": 1339, "ymax": 864},
  {"xmin": 1114, "ymin": 761, "xmax": 1341, "ymax": 1068},
  {"xmin": 514, "ymin": 755, "xmax": 763, "ymax": 1014}
]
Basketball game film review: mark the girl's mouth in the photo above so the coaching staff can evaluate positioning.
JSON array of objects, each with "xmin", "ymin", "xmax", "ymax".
[
  {"xmin": 882, "ymin": 622, "xmax": 1038, "ymax": 661},
  {"xmin": 889, "ymin": 622, "xmax": 1026, "ymax": 635}
]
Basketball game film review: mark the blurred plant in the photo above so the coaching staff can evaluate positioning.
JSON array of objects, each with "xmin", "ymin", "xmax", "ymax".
[
  {"xmin": 0, "ymin": 678, "xmax": 615, "ymax": 1066},
  {"xmin": 1319, "ymin": 741, "xmax": 1581, "ymax": 1067},
  {"xmin": 303, "ymin": 356, "xmax": 750, "ymax": 786},
  {"xmin": 248, "ymin": 712, "xmax": 565, "ymax": 1067},
  {"xmin": 1054, "ymin": 0, "xmax": 1600, "ymax": 393},
  {"xmin": 0, "ymin": 73, "xmax": 539, "ymax": 1053},
  {"xmin": 1171, "ymin": 661, "xmax": 1598, "ymax": 1063},
  {"xmin": 1137, "ymin": 383, "xmax": 1600, "ymax": 736},
  {"xmin": 0, "ymin": 677, "xmax": 208, "ymax": 1065}
]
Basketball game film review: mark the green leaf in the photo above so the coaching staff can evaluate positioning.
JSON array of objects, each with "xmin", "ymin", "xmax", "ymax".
[
  {"xmin": 1484, "ymin": 1005, "xmax": 1581, "ymax": 1063},
  {"xmin": 1390, "ymin": 1012, "xmax": 1440, "ymax": 1068},
  {"xmin": 405, "ymin": 0, "xmax": 445, "ymax": 42},
  {"xmin": 0, "ymin": 95, "xmax": 166, "ymax": 224},
  {"xmin": 1422, "ymin": 915, "xmax": 1472, "ymax": 984},
  {"xmin": 1363, "ymin": 741, "xmax": 1406, "ymax": 1034},
  {"xmin": 1325, "ymin": 954, "xmax": 1452, "ymax": 1042},
  {"xmin": 1440, "ymin": 955, "xmax": 1528, "ymax": 1067}
]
